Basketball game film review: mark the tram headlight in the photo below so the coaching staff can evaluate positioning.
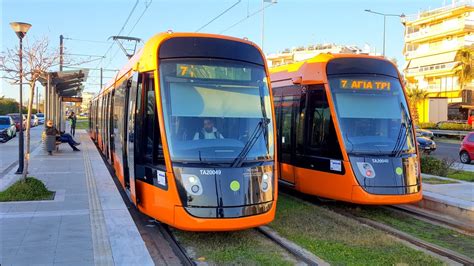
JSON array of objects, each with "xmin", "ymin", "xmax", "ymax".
[
  {"xmin": 261, "ymin": 172, "xmax": 272, "ymax": 192},
  {"xmin": 182, "ymin": 174, "xmax": 203, "ymax": 196}
]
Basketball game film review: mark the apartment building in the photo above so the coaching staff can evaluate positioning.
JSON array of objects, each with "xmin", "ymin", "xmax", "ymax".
[
  {"xmin": 403, "ymin": 0, "xmax": 474, "ymax": 122},
  {"xmin": 266, "ymin": 43, "xmax": 365, "ymax": 67}
]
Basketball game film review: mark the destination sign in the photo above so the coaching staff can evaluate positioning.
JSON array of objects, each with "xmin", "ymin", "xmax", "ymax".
[
  {"xmin": 339, "ymin": 79, "xmax": 392, "ymax": 91},
  {"xmin": 176, "ymin": 64, "xmax": 251, "ymax": 81}
]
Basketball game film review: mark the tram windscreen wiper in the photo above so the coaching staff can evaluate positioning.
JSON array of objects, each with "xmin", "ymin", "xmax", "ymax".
[
  {"xmin": 391, "ymin": 103, "xmax": 412, "ymax": 157},
  {"xmin": 231, "ymin": 118, "xmax": 270, "ymax": 168}
]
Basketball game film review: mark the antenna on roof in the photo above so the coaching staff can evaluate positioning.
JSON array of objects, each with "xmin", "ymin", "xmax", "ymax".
[{"xmin": 109, "ymin": 36, "xmax": 142, "ymax": 59}]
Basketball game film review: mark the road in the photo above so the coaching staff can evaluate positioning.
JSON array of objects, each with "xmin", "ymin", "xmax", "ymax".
[
  {"xmin": 0, "ymin": 126, "xmax": 43, "ymax": 177},
  {"xmin": 430, "ymin": 141, "xmax": 460, "ymax": 162}
]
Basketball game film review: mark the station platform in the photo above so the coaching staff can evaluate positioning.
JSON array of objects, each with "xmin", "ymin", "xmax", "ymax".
[
  {"xmin": 409, "ymin": 174, "xmax": 474, "ymax": 229},
  {"xmin": 0, "ymin": 130, "xmax": 154, "ymax": 265}
]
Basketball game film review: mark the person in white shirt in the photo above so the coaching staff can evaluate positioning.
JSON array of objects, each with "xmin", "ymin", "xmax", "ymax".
[{"xmin": 193, "ymin": 118, "xmax": 224, "ymax": 140}]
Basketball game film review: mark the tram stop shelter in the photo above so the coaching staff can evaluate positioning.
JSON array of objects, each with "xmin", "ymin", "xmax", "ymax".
[{"xmin": 39, "ymin": 69, "xmax": 89, "ymax": 131}]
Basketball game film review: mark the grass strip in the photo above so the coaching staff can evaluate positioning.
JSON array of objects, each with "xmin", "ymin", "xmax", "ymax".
[
  {"xmin": 0, "ymin": 177, "xmax": 54, "ymax": 202},
  {"xmin": 352, "ymin": 206, "xmax": 474, "ymax": 258},
  {"xmin": 423, "ymin": 177, "xmax": 459, "ymax": 184},
  {"xmin": 75, "ymin": 119, "xmax": 89, "ymax": 130},
  {"xmin": 173, "ymin": 229, "xmax": 296, "ymax": 265},
  {"xmin": 446, "ymin": 170, "xmax": 474, "ymax": 182},
  {"xmin": 269, "ymin": 195, "xmax": 442, "ymax": 265}
]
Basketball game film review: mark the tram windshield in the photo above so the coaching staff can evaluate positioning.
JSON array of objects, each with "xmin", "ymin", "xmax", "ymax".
[
  {"xmin": 159, "ymin": 58, "xmax": 274, "ymax": 164},
  {"xmin": 329, "ymin": 75, "xmax": 416, "ymax": 156}
]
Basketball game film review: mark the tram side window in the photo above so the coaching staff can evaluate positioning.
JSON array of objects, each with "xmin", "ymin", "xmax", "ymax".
[
  {"xmin": 295, "ymin": 91, "xmax": 306, "ymax": 155},
  {"xmin": 305, "ymin": 86, "xmax": 342, "ymax": 159},
  {"xmin": 143, "ymin": 74, "xmax": 165, "ymax": 166},
  {"xmin": 280, "ymin": 97, "xmax": 293, "ymax": 154}
]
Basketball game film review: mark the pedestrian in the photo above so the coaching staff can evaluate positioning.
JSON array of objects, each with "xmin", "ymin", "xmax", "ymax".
[
  {"xmin": 68, "ymin": 111, "xmax": 77, "ymax": 136},
  {"xmin": 45, "ymin": 120, "xmax": 80, "ymax": 153}
]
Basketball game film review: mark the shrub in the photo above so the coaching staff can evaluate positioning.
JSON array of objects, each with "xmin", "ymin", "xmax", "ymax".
[
  {"xmin": 0, "ymin": 177, "xmax": 54, "ymax": 202},
  {"xmin": 418, "ymin": 122, "xmax": 437, "ymax": 129},
  {"xmin": 420, "ymin": 156, "xmax": 453, "ymax": 177},
  {"xmin": 437, "ymin": 123, "xmax": 472, "ymax": 131}
]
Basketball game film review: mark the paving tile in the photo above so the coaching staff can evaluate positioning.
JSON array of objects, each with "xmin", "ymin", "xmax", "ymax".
[
  {"xmin": 53, "ymin": 241, "xmax": 93, "ymax": 263},
  {"xmin": 15, "ymin": 244, "xmax": 55, "ymax": 264},
  {"xmin": 5, "ymin": 203, "xmax": 39, "ymax": 213}
]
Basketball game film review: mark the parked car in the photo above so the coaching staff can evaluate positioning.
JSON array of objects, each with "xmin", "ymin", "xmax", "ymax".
[
  {"xmin": 416, "ymin": 135, "xmax": 437, "ymax": 154},
  {"xmin": 415, "ymin": 126, "xmax": 434, "ymax": 139},
  {"xmin": 0, "ymin": 116, "xmax": 17, "ymax": 142},
  {"xmin": 36, "ymin": 113, "xmax": 45, "ymax": 124},
  {"xmin": 30, "ymin": 114, "xmax": 39, "ymax": 127},
  {"xmin": 459, "ymin": 132, "xmax": 474, "ymax": 164},
  {"xmin": 7, "ymin": 113, "xmax": 26, "ymax": 131}
]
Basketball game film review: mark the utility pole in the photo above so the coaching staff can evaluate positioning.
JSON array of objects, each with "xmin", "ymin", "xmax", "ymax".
[
  {"xmin": 60, "ymin": 34, "xmax": 64, "ymax": 71},
  {"xmin": 36, "ymin": 90, "xmax": 40, "ymax": 113},
  {"xmin": 100, "ymin": 67, "xmax": 103, "ymax": 90}
]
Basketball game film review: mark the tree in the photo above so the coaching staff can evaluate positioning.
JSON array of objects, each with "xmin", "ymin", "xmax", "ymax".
[
  {"xmin": 0, "ymin": 37, "xmax": 60, "ymax": 180},
  {"xmin": 454, "ymin": 47, "xmax": 474, "ymax": 92},
  {"xmin": 406, "ymin": 86, "xmax": 429, "ymax": 124}
]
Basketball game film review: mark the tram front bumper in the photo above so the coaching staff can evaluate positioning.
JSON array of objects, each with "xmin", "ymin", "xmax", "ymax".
[{"xmin": 172, "ymin": 202, "xmax": 276, "ymax": 231}]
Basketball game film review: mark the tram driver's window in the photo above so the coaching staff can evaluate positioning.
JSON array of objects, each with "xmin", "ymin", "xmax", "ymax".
[{"xmin": 143, "ymin": 74, "xmax": 165, "ymax": 166}]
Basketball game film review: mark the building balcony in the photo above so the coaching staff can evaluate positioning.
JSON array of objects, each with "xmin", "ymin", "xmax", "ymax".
[
  {"xmin": 405, "ymin": 23, "xmax": 473, "ymax": 43},
  {"xmin": 403, "ymin": 1, "xmax": 473, "ymax": 24},
  {"xmin": 405, "ymin": 62, "xmax": 458, "ymax": 76}
]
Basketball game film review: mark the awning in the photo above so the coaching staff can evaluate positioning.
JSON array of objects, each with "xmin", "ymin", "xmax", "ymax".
[
  {"xmin": 39, "ymin": 70, "xmax": 89, "ymax": 97},
  {"xmin": 407, "ymin": 51, "xmax": 457, "ymax": 69}
]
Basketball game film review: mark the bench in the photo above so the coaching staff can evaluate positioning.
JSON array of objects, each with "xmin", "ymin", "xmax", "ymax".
[{"xmin": 45, "ymin": 134, "xmax": 62, "ymax": 153}]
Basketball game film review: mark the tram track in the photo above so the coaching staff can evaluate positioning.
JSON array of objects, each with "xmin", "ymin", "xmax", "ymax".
[
  {"xmin": 281, "ymin": 191, "xmax": 474, "ymax": 265},
  {"xmin": 384, "ymin": 205, "xmax": 474, "ymax": 235},
  {"xmin": 256, "ymin": 226, "xmax": 326, "ymax": 266}
]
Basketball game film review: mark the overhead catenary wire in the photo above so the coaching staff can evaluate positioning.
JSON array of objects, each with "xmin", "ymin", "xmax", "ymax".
[
  {"xmin": 62, "ymin": 37, "xmax": 112, "ymax": 44},
  {"xmin": 195, "ymin": 0, "xmax": 241, "ymax": 32},
  {"xmin": 101, "ymin": 0, "xmax": 153, "ymax": 74},
  {"xmin": 94, "ymin": 0, "xmax": 140, "ymax": 70},
  {"xmin": 220, "ymin": 1, "xmax": 276, "ymax": 34}
]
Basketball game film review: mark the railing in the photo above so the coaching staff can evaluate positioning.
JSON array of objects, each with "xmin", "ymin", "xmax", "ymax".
[
  {"xmin": 405, "ymin": 23, "xmax": 464, "ymax": 40},
  {"xmin": 405, "ymin": 62, "xmax": 458, "ymax": 74},
  {"xmin": 404, "ymin": 0, "xmax": 473, "ymax": 23}
]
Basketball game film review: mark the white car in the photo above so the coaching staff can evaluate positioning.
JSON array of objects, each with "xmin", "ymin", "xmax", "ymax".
[
  {"xmin": 30, "ymin": 114, "xmax": 39, "ymax": 127},
  {"xmin": 36, "ymin": 113, "xmax": 45, "ymax": 124}
]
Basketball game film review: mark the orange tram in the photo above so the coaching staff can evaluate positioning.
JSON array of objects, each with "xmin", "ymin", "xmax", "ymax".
[
  {"xmin": 88, "ymin": 32, "xmax": 277, "ymax": 231},
  {"xmin": 270, "ymin": 54, "xmax": 422, "ymax": 204}
]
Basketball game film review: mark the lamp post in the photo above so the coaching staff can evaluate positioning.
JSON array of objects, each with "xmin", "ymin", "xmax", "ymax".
[
  {"xmin": 10, "ymin": 22, "xmax": 32, "ymax": 175},
  {"xmin": 262, "ymin": 0, "xmax": 277, "ymax": 51},
  {"xmin": 364, "ymin": 9, "xmax": 405, "ymax": 56}
]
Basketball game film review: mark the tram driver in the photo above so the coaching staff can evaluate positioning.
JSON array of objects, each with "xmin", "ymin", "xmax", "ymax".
[{"xmin": 193, "ymin": 118, "xmax": 224, "ymax": 140}]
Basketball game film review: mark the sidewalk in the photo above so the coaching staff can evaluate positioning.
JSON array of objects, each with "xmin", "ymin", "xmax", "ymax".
[
  {"xmin": 0, "ymin": 130, "xmax": 153, "ymax": 265},
  {"xmin": 451, "ymin": 162, "xmax": 474, "ymax": 173},
  {"xmin": 416, "ymin": 174, "xmax": 474, "ymax": 225}
]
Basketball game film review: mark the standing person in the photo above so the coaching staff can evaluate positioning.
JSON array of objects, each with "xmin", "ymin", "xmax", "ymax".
[
  {"xmin": 68, "ymin": 111, "xmax": 77, "ymax": 136},
  {"xmin": 45, "ymin": 120, "xmax": 80, "ymax": 152}
]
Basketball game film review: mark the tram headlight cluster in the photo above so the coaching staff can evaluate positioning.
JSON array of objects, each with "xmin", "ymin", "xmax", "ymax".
[
  {"xmin": 182, "ymin": 174, "xmax": 203, "ymax": 196},
  {"xmin": 261, "ymin": 172, "xmax": 272, "ymax": 192}
]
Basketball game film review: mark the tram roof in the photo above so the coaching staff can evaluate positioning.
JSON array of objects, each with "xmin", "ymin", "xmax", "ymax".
[
  {"xmin": 269, "ymin": 53, "xmax": 392, "ymax": 84},
  {"xmin": 97, "ymin": 32, "xmax": 260, "ymax": 98}
]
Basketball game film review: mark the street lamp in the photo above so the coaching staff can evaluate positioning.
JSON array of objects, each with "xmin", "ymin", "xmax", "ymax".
[
  {"xmin": 262, "ymin": 0, "xmax": 277, "ymax": 51},
  {"xmin": 10, "ymin": 22, "xmax": 31, "ymax": 175},
  {"xmin": 364, "ymin": 9, "xmax": 405, "ymax": 56}
]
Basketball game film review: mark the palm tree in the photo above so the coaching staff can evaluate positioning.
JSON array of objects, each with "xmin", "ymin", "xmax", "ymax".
[
  {"xmin": 406, "ymin": 86, "xmax": 429, "ymax": 124},
  {"xmin": 454, "ymin": 47, "xmax": 473, "ymax": 92}
]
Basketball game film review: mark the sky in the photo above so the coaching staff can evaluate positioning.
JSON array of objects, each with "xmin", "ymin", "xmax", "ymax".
[{"xmin": 1, "ymin": 0, "xmax": 448, "ymax": 101}]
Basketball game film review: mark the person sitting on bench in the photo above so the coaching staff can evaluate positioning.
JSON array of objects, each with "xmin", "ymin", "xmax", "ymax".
[{"xmin": 45, "ymin": 120, "xmax": 80, "ymax": 152}]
